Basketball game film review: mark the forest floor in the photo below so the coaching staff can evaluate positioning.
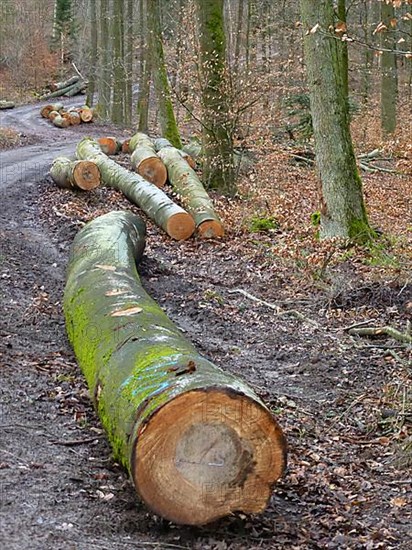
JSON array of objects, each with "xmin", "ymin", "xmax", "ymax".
[{"xmin": 0, "ymin": 101, "xmax": 411, "ymax": 550}]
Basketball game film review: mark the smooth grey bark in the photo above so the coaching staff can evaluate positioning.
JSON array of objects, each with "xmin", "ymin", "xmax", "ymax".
[
  {"xmin": 86, "ymin": 0, "xmax": 97, "ymax": 107},
  {"xmin": 97, "ymin": 0, "xmax": 111, "ymax": 119},
  {"xmin": 380, "ymin": 1, "xmax": 397, "ymax": 136},
  {"xmin": 111, "ymin": 0, "xmax": 126, "ymax": 124}
]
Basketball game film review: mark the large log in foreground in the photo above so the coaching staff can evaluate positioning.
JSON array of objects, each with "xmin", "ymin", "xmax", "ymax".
[
  {"xmin": 64, "ymin": 211, "xmax": 287, "ymax": 525},
  {"xmin": 50, "ymin": 157, "xmax": 101, "ymax": 190},
  {"xmin": 157, "ymin": 146, "xmax": 225, "ymax": 238},
  {"xmin": 76, "ymin": 138, "xmax": 195, "ymax": 240}
]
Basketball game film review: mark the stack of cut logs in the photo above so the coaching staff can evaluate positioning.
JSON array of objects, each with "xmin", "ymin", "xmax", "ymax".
[
  {"xmin": 40, "ymin": 103, "xmax": 94, "ymax": 128},
  {"xmin": 50, "ymin": 133, "xmax": 225, "ymax": 239},
  {"xmin": 41, "ymin": 75, "xmax": 87, "ymax": 99}
]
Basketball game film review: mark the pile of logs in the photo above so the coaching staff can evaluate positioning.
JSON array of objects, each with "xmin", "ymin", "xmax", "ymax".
[
  {"xmin": 41, "ymin": 75, "xmax": 87, "ymax": 100},
  {"xmin": 40, "ymin": 103, "xmax": 94, "ymax": 128},
  {"xmin": 0, "ymin": 100, "xmax": 15, "ymax": 110},
  {"xmin": 74, "ymin": 133, "xmax": 224, "ymax": 239}
]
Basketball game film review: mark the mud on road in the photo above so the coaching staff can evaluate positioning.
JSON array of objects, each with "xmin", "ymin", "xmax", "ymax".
[{"xmin": 1, "ymin": 103, "xmax": 411, "ymax": 550}]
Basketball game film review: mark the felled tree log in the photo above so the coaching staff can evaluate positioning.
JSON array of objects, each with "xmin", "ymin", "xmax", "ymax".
[
  {"xmin": 41, "ymin": 103, "xmax": 64, "ymax": 118},
  {"xmin": 52, "ymin": 114, "xmax": 70, "ymax": 128},
  {"xmin": 79, "ymin": 106, "xmax": 93, "ymax": 122},
  {"xmin": 41, "ymin": 82, "xmax": 83, "ymax": 100},
  {"xmin": 129, "ymin": 132, "xmax": 167, "ymax": 188},
  {"xmin": 67, "ymin": 110, "xmax": 81, "ymax": 125},
  {"xmin": 64, "ymin": 80, "xmax": 88, "ymax": 97},
  {"xmin": 63, "ymin": 211, "xmax": 286, "ymax": 525},
  {"xmin": 48, "ymin": 110, "xmax": 60, "ymax": 122},
  {"xmin": 0, "ymin": 100, "xmax": 15, "ymax": 110},
  {"xmin": 154, "ymin": 137, "xmax": 196, "ymax": 169},
  {"xmin": 98, "ymin": 137, "xmax": 122, "ymax": 156},
  {"xmin": 121, "ymin": 139, "xmax": 131, "ymax": 154},
  {"xmin": 157, "ymin": 146, "xmax": 224, "ymax": 238},
  {"xmin": 49, "ymin": 75, "xmax": 80, "ymax": 92},
  {"xmin": 76, "ymin": 138, "xmax": 195, "ymax": 240},
  {"xmin": 50, "ymin": 156, "xmax": 101, "ymax": 190}
]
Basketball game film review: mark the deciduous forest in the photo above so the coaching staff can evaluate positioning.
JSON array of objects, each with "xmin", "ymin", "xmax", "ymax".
[{"xmin": 0, "ymin": 1, "xmax": 411, "ymax": 549}]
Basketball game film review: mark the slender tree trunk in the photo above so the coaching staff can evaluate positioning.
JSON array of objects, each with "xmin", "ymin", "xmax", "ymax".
[
  {"xmin": 148, "ymin": 0, "xmax": 181, "ymax": 147},
  {"xmin": 196, "ymin": 0, "xmax": 235, "ymax": 196},
  {"xmin": 111, "ymin": 0, "xmax": 126, "ymax": 124},
  {"xmin": 233, "ymin": 0, "xmax": 244, "ymax": 73},
  {"xmin": 360, "ymin": 0, "xmax": 373, "ymax": 104},
  {"xmin": 300, "ymin": 0, "xmax": 373, "ymax": 242},
  {"xmin": 337, "ymin": 0, "xmax": 349, "ymax": 111},
  {"xmin": 86, "ymin": 0, "xmax": 97, "ymax": 107},
  {"xmin": 246, "ymin": 0, "xmax": 258, "ymax": 70},
  {"xmin": 124, "ymin": 0, "xmax": 134, "ymax": 126},
  {"xmin": 97, "ymin": 0, "xmax": 111, "ymax": 119},
  {"xmin": 137, "ymin": 0, "xmax": 151, "ymax": 133},
  {"xmin": 380, "ymin": 1, "xmax": 397, "ymax": 136}
]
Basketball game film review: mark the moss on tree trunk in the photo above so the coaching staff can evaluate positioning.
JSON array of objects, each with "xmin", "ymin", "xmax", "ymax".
[
  {"xmin": 300, "ymin": 0, "xmax": 373, "ymax": 242},
  {"xmin": 63, "ymin": 211, "xmax": 286, "ymax": 524}
]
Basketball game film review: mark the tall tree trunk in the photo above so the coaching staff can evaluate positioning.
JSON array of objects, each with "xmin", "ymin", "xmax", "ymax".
[
  {"xmin": 124, "ymin": 0, "xmax": 134, "ymax": 126},
  {"xmin": 233, "ymin": 0, "xmax": 244, "ymax": 73},
  {"xmin": 360, "ymin": 0, "xmax": 373, "ymax": 104},
  {"xmin": 137, "ymin": 0, "xmax": 151, "ymax": 133},
  {"xmin": 337, "ymin": 0, "xmax": 349, "ymax": 112},
  {"xmin": 196, "ymin": 0, "xmax": 235, "ymax": 196},
  {"xmin": 86, "ymin": 0, "xmax": 97, "ymax": 107},
  {"xmin": 111, "ymin": 0, "xmax": 126, "ymax": 124},
  {"xmin": 380, "ymin": 1, "xmax": 397, "ymax": 136},
  {"xmin": 148, "ymin": 0, "xmax": 181, "ymax": 147},
  {"xmin": 97, "ymin": 0, "xmax": 111, "ymax": 119},
  {"xmin": 246, "ymin": 0, "xmax": 258, "ymax": 70},
  {"xmin": 300, "ymin": 0, "xmax": 373, "ymax": 242}
]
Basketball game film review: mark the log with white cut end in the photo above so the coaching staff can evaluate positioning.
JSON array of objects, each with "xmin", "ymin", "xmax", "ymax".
[
  {"xmin": 50, "ymin": 157, "xmax": 101, "ymax": 190},
  {"xmin": 41, "ymin": 103, "xmax": 64, "ymax": 118},
  {"xmin": 76, "ymin": 137, "xmax": 195, "ymax": 240},
  {"xmin": 129, "ymin": 132, "xmax": 167, "ymax": 188},
  {"xmin": 157, "ymin": 146, "xmax": 224, "ymax": 238},
  {"xmin": 64, "ymin": 211, "xmax": 287, "ymax": 525},
  {"xmin": 63, "ymin": 80, "xmax": 88, "ymax": 97},
  {"xmin": 67, "ymin": 110, "xmax": 81, "ymax": 125},
  {"xmin": 154, "ymin": 137, "xmax": 196, "ymax": 169}
]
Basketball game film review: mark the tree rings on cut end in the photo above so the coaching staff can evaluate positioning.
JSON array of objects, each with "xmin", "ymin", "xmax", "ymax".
[
  {"xmin": 197, "ymin": 220, "xmax": 225, "ymax": 239},
  {"xmin": 165, "ymin": 212, "xmax": 195, "ymax": 241},
  {"xmin": 73, "ymin": 161, "xmax": 101, "ymax": 190},
  {"xmin": 133, "ymin": 389, "xmax": 286, "ymax": 525},
  {"xmin": 136, "ymin": 157, "xmax": 168, "ymax": 188}
]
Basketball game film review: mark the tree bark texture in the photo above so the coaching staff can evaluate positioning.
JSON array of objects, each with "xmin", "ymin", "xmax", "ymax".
[
  {"xmin": 300, "ymin": 0, "xmax": 373, "ymax": 242},
  {"xmin": 148, "ymin": 0, "xmax": 182, "ymax": 148},
  {"xmin": 76, "ymin": 138, "xmax": 195, "ymax": 240},
  {"xmin": 157, "ymin": 146, "xmax": 224, "ymax": 238},
  {"xmin": 63, "ymin": 211, "xmax": 286, "ymax": 525},
  {"xmin": 380, "ymin": 1, "xmax": 397, "ymax": 135},
  {"xmin": 196, "ymin": 0, "xmax": 235, "ymax": 196},
  {"xmin": 86, "ymin": 0, "xmax": 98, "ymax": 107}
]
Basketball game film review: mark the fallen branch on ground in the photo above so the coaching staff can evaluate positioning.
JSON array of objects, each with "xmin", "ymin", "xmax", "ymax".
[
  {"xmin": 228, "ymin": 289, "xmax": 319, "ymax": 327},
  {"xmin": 348, "ymin": 325, "xmax": 412, "ymax": 344}
]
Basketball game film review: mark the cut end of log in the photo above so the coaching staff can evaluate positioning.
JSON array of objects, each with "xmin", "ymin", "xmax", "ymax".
[
  {"xmin": 98, "ymin": 137, "xmax": 120, "ymax": 156},
  {"xmin": 80, "ymin": 107, "xmax": 93, "ymax": 122},
  {"xmin": 121, "ymin": 139, "xmax": 131, "ymax": 154},
  {"xmin": 137, "ymin": 157, "xmax": 168, "ymax": 188},
  {"xmin": 197, "ymin": 220, "xmax": 225, "ymax": 239},
  {"xmin": 166, "ymin": 212, "xmax": 196, "ymax": 240},
  {"xmin": 133, "ymin": 389, "xmax": 286, "ymax": 525},
  {"xmin": 73, "ymin": 161, "xmax": 101, "ymax": 190}
]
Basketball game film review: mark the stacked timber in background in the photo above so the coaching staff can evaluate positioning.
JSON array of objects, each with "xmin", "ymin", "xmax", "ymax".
[
  {"xmin": 41, "ymin": 75, "xmax": 88, "ymax": 100},
  {"xmin": 40, "ymin": 104, "xmax": 94, "ymax": 128}
]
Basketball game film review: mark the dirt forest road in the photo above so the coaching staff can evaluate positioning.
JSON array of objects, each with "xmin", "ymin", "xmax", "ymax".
[
  {"xmin": 1, "ymin": 103, "xmax": 411, "ymax": 550},
  {"xmin": 0, "ymin": 102, "xmax": 159, "ymax": 550}
]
